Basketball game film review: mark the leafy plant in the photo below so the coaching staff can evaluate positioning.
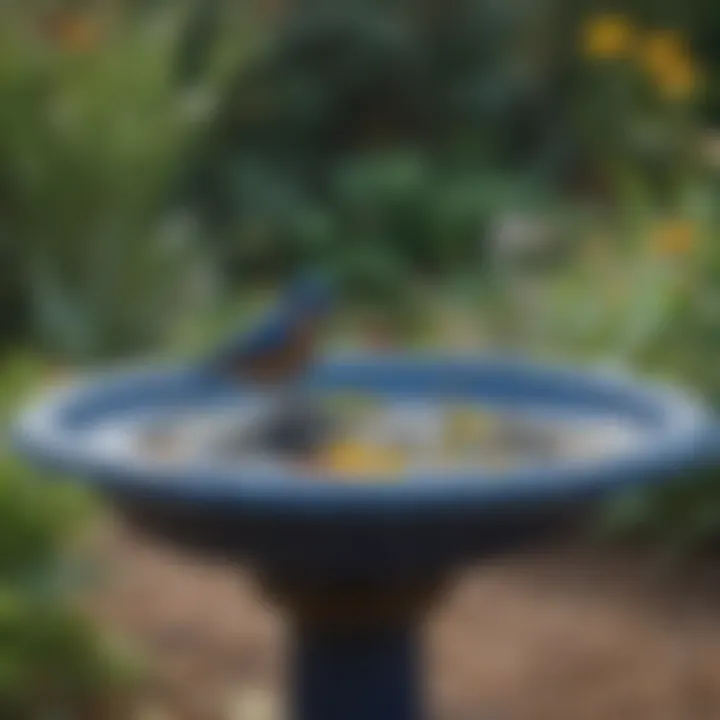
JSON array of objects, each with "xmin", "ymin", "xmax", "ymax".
[
  {"xmin": 0, "ymin": 592, "xmax": 134, "ymax": 720},
  {"xmin": 0, "ymin": 7, "xmax": 216, "ymax": 360},
  {"xmin": 0, "ymin": 357, "xmax": 141, "ymax": 718},
  {"xmin": 182, "ymin": 0, "xmax": 565, "ymax": 291}
]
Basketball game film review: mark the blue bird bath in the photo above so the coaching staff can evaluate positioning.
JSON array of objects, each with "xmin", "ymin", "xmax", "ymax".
[{"xmin": 14, "ymin": 355, "xmax": 720, "ymax": 720}]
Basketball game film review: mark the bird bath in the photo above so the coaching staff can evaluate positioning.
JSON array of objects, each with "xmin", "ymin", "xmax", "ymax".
[{"xmin": 13, "ymin": 354, "xmax": 720, "ymax": 720}]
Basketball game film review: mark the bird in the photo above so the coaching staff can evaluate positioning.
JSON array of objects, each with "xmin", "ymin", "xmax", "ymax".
[
  {"xmin": 206, "ymin": 272, "xmax": 335, "ymax": 384},
  {"xmin": 203, "ymin": 273, "xmax": 336, "ymax": 458}
]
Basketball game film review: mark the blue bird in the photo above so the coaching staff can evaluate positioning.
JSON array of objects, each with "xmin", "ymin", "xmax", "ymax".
[
  {"xmin": 203, "ymin": 273, "xmax": 336, "ymax": 457},
  {"xmin": 207, "ymin": 273, "xmax": 335, "ymax": 385}
]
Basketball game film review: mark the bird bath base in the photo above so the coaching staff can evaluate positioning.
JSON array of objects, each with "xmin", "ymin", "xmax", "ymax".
[{"xmin": 267, "ymin": 580, "xmax": 441, "ymax": 720}]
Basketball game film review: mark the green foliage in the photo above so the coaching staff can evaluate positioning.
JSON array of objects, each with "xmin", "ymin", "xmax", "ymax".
[
  {"xmin": 521, "ymin": 190, "xmax": 720, "ymax": 550},
  {"xmin": 183, "ymin": 0, "xmax": 564, "ymax": 294},
  {"xmin": 599, "ymin": 471, "xmax": 720, "ymax": 557},
  {"xmin": 0, "ymin": 358, "xmax": 140, "ymax": 717},
  {"xmin": 0, "ymin": 594, "xmax": 125, "ymax": 719},
  {"xmin": 0, "ymin": 353, "xmax": 48, "ymax": 426},
  {"xmin": 0, "ymin": 458, "xmax": 87, "ymax": 587},
  {"xmin": 0, "ymin": 8, "xmax": 214, "ymax": 360}
]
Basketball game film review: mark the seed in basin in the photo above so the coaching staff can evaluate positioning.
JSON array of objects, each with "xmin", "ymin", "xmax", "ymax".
[{"xmin": 319, "ymin": 440, "xmax": 407, "ymax": 480}]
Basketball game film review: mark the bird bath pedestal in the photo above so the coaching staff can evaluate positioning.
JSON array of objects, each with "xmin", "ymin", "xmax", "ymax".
[{"xmin": 14, "ymin": 356, "xmax": 720, "ymax": 720}]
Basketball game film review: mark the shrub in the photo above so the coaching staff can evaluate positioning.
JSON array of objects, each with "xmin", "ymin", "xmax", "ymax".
[
  {"xmin": 0, "ymin": 356, "xmax": 140, "ymax": 718},
  {"xmin": 181, "ymin": 0, "xmax": 565, "ymax": 294},
  {"xmin": 0, "ymin": 6, "xmax": 213, "ymax": 360}
]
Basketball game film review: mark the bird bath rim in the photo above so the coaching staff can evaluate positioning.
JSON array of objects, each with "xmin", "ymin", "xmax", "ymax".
[{"xmin": 13, "ymin": 353, "xmax": 718, "ymax": 517}]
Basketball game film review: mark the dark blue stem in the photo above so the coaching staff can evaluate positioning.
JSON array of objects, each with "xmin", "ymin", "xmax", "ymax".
[{"xmin": 292, "ymin": 622, "xmax": 423, "ymax": 720}]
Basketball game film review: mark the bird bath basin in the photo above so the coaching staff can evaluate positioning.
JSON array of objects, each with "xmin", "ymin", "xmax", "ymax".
[{"xmin": 14, "ymin": 355, "xmax": 720, "ymax": 720}]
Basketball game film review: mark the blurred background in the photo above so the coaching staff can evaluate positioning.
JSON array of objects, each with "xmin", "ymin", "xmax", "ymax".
[{"xmin": 0, "ymin": 0, "xmax": 719, "ymax": 718}]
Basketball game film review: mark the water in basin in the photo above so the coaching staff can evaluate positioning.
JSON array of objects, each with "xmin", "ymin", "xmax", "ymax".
[{"xmin": 81, "ymin": 390, "xmax": 650, "ymax": 481}]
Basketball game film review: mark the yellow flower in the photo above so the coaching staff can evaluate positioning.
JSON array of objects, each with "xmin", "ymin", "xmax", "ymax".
[
  {"xmin": 640, "ymin": 30, "xmax": 686, "ymax": 73},
  {"xmin": 582, "ymin": 14, "xmax": 634, "ymax": 59},
  {"xmin": 650, "ymin": 220, "xmax": 696, "ymax": 257},
  {"xmin": 639, "ymin": 30, "xmax": 699, "ymax": 101},
  {"xmin": 659, "ymin": 58, "xmax": 699, "ymax": 101}
]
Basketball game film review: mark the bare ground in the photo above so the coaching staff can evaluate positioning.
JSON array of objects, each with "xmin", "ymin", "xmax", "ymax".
[{"xmin": 84, "ymin": 521, "xmax": 720, "ymax": 720}]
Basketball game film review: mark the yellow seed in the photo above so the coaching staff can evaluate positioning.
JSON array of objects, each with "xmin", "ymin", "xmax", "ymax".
[{"xmin": 322, "ymin": 441, "xmax": 405, "ymax": 479}]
